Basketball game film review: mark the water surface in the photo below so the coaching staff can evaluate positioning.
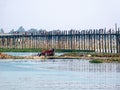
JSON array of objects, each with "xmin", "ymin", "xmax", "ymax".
[
  {"xmin": 0, "ymin": 59, "xmax": 120, "ymax": 90},
  {"xmin": 4, "ymin": 52, "xmax": 64, "ymax": 56}
]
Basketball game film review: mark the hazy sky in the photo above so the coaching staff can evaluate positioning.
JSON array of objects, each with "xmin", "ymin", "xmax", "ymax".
[{"xmin": 0, "ymin": 0, "xmax": 120, "ymax": 32}]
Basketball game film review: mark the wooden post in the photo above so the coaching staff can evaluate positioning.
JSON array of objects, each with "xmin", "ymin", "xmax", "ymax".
[
  {"xmin": 110, "ymin": 29, "xmax": 112, "ymax": 53},
  {"xmin": 84, "ymin": 30, "xmax": 85, "ymax": 50},
  {"xmin": 93, "ymin": 29, "xmax": 96, "ymax": 52},
  {"xmin": 99, "ymin": 29, "xmax": 101, "ymax": 53},
  {"xmin": 78, "ymin": 31, "xmax": 80, "ymax": 50},
  {"xmin": 118, "ymin": 28, "xmax": 120, "ymax": 53},
  {"xmin": 88, "ymin": 30, "xmax": 90, "ymax": 51},
  {"xmin": 104, "ymin": 28, "xmax": 107, "ymax": 53}
]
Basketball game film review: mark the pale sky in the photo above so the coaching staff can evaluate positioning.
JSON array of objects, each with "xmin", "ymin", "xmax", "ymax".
[{"xmin": 0, "ymin": 0, "xmax": 120, "ymax": 32}]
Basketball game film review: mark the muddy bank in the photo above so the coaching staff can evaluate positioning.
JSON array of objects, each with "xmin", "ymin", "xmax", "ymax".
[
  {"xmin": 59, "ymin": 53, "xmax": 120, "ymax": 63},
  {"xmin": 0, "ymin": 53, "xmax": 24, "ymax": 59},
  {"xmin": 0, "ymin": 52, "xmax": 120, "ymax": 63}
]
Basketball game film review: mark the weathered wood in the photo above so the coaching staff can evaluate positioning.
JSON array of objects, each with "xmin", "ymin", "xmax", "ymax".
[{"xmin": 0, "ymin": 29, "xmax": 120, "ymax": 53}]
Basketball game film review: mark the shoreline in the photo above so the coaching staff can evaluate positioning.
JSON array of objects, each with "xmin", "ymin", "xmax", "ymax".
[{"xmin": 0, "ymin": 52, "xmax": 120, "ymax": 63}]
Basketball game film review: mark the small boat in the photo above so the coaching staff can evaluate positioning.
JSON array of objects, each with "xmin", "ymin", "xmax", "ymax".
[{"xmin": 37, "ymin": 48, "xmax": 55, "ymax": 56}]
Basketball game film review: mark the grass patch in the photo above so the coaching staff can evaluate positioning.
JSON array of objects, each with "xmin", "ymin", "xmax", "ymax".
[
  {"xmin": 0, "ymin": 48, "xmax": 95, "ymax": 52},
  {"xmin": 89, "ymin": 59, "xmax": 103, "ymax": 63},
  {"xmin": 91, "ymin": 53, "xmax": 120, "ymax": 57},
  {"xmin": 56, "ymin": 49, "xmax": 95, "ymax": 52},
  {"xmin": 0, "ymin": 48, "xmax": 42, "ymax": 52}
]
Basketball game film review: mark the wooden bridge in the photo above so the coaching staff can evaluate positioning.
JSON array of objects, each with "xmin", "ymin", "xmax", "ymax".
[{"xmin": 0, "ymin": 29, "xmax": 120, "ymax": 53}]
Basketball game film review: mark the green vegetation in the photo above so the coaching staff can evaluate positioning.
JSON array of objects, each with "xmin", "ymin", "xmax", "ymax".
[
  {"xmin": 55, "ymin": 49, "xmax": 95, "ymax": 52},
  {"xmin": 0, "ymin": 48, "xmax": 95, "ymax": 52},
  {"xmin": 91, "ymin": 53, "xmax": 120, "ymax": 57},
  {"xmin": 89, "ymin": 59, "xmax": 103, "ymax": 63},
  {"xmin": 0, "ymin": 48, "xmax": 42, "ymax": 52}
]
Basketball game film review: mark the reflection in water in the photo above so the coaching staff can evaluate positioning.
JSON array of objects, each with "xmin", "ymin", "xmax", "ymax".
[
  {"xmin": 56, "ymin": 59, "xmax": 120, "ymax": 72},
  {"xmin": 0, "ymin": 59, "xmax": 120, "ymax": 90}
]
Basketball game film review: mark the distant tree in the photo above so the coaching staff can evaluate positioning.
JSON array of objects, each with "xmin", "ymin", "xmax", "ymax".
[
  {"xmin": 9, "ymin": 29, "xmax": 14, "ymax": 34},
  {"xmin": 27, "ymin": 28, "xmax": 38, "ymax": 35},
  {"xmin": 17, "ymin": 26, "xmax": 26, "ymax": 34},
  {"xmin": 0, "ymin": 28, "xmax": 4, "ymax": 34}
]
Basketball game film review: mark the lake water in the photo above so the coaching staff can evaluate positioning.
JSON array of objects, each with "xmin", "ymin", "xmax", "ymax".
[
  {"xmin": 0, "ymin": 53, "xmax": 120, "ymax": 90},
  {"xmin": 4, "ymin": 52, "xmax": 64, "ymax": 56}
]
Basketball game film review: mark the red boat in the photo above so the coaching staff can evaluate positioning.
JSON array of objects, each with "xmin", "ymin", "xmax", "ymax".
[{"xmin": 37, "ymin": 49, "xmax": 55, "ymax": 56}]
